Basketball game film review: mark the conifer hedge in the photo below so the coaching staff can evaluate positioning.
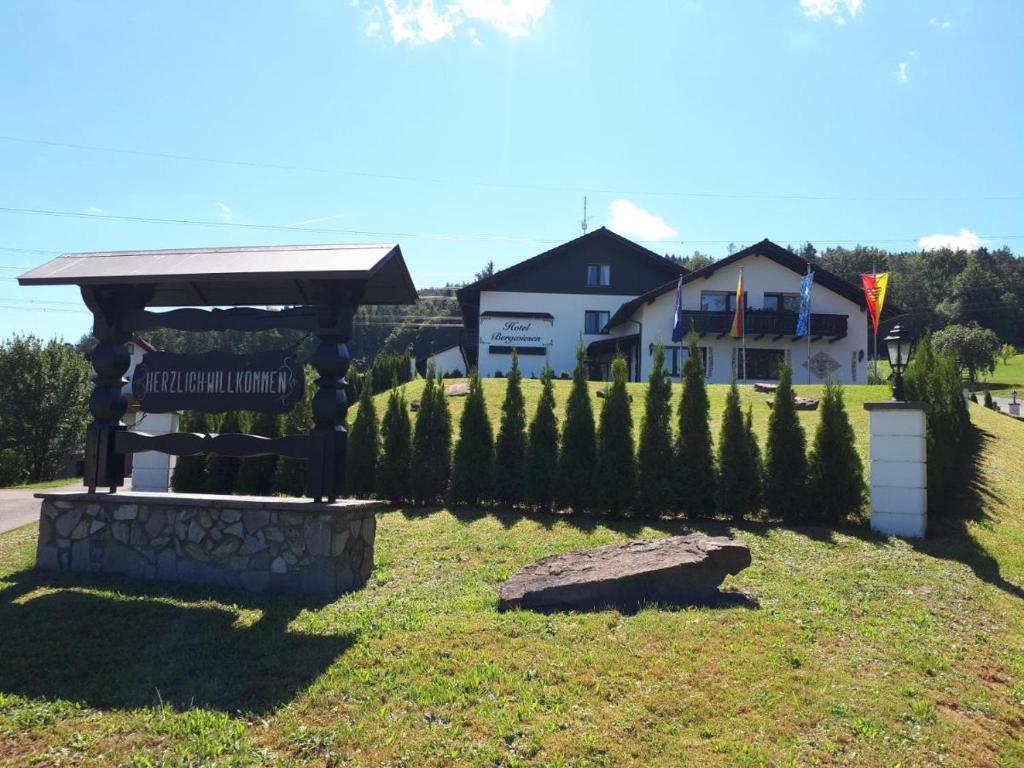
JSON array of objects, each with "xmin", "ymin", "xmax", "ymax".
[
  {"xmin": 557, "ymin": 341, "xmax": 596, "ymax": 513},
  {"xmin": 525, "ymin": 366, "xmax": 559, "ymax": 509},
  {"xmin": 272, "ymin": 366, "xmax": 315, "ymax": 496},
  {"xmin": 596, "ymin": 356, "xmax": 635, "ymax": 516},
  {"xmin": 715, "ymin": 381, "xmax": 759, "ymax": 521},
  {"xmin": 236, "ymin": 411, "xmax": 282, "ymax": 496},
  {"xmin": 170, "ymin": 411, "xmax": 212, "ymax": 493},
  {"xmin": 494, "ymin": 350, "xmax": 527, "ymax": 506},
  {"xmin": 450, "ymin": 370, "xmax": 494, "ymax": 505},
  {"xmin": 807, "ymin": 380, "xmax": 864, "ymax": 521},
  {"xmin": 411, "ymin": 366, "xmax": 452, "ymax": 504},
  {"xmin": 205, "ymin": 410, "xmax": 249, "ymax": 495},
  {"xmin": 346, "ymin": 375, "xmax": 380, "ymax": 497},
  {"xmin": 377, "ymin": 387, "xmax": 412, "ymax": 502},
  {"xmin": 675, "ymin": 336, "xmax": 716, "ymax": 516},
  {"xmin": 763, "ymin": 364, "xmax": 807, "ymax": 521},
  {"xmin": 636, "ymin": 346, "xmax": 675, "ymax": 517}
]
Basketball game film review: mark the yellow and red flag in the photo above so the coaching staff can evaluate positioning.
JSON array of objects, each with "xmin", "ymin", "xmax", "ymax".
[
  {"xmin": 860, "ymin": 272, "xmax": 889, "ymax": 333},
  {"xmin": 730, "ymin": 269, "xmax": 745, "ymax": 338}
]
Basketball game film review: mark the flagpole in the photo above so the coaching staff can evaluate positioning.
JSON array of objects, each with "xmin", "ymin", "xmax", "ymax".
[
  {"xmin": 741, "ymin": 268, "xmax": 747, "ymax": 382},
  {"xmin": 872, "ymin": 263, "xmax": 877, "ymax": 383},
  {"xmin": 806, "ymin": 264, "xmax": 812, "ymax": 385}
]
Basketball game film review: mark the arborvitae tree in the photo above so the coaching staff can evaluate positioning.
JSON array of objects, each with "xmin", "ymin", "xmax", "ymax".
[
  {"xmin": 715, "ymin": 381, "xmax": 758, "ymax": 521},
  {"xmin": 763, "ymin": 364, "xmax": 807, "ymax": 521},
  {"xmin": 346, "ymin": 375, "xmax": 380, "ymax": 497},
  {"xmin": 636, "ymin": 346, "xmax": 675, "ymax": 517},
  {"xmin": 377, "ymin": 386, "xmax": 412, "ymax": 502},
  {"xmin": 557, "ymin": 340, "xmax": 597, "ymax": 513},
  {"xmin": 596, "ymin": 355, "xmax": 636, "ymax": 517},
  {"xmin": 170, "ymin": 410, "xmax": 211, "ymax": 492},
  {"xmin": 236, "ymin": 411, "xmax": 283, "ymax": 495},
  {"xmin": 807, "ymin": 380, "xmax": 864, "ymax": 522},
  {"xmin": 272, "ymin": 366, "xmax": 315, "ymax": 496},
  {"xmin": 493, "ymin": 350, "xmax": 528, "ymax": 507},
  {"xmin": 675, "ymin": 336, "xmax": 716, "ymax": 516},
  {"xmin": 450, "ymin": 369, "xmax": 494, "ymax": 505},
  {"xmin": 206, "ymin": 410, "xmax": 250, "ymax": 495},
  {"xmin": 411, "ymin": 366, "xmax": 452, "ymax": 504},
  {"xmin": 984, "ymin": 389, "xmax": 994, "ymax": 409},
  {"xmin": 743, "ymin": 405, "xmax": 763, "ymax": 514},
  {"xmin": 525, "ymin": 365, "xmax": 559, "ymax": 510}
]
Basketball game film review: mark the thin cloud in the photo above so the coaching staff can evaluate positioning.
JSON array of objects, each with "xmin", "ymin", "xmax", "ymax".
[
  {"xmin": 929, "ymin": 16, "xmax": 952, "ymax": 29},
  {"xmin": 86, "ymin": 206, "xmax": 104, "ymax": 215},
  {"xmin": 367, "ymin": 0, "xmax": 549, "ymax": 45},
  {"xmin": 606, "ymin": 200, "xmax": 677, "ymax": 242},
  {"xmin": 799, "ymin": 0, "xmax": 863, "ymax": 23},
  {"xmin": 896, "ymin": 60, "xmax": 910, "ymax": 83},
  {"xmin": 918, "ymin": 228, "xmax": 980, "ymax": 252},
  {"xmin": 215, "ymin": 202, "xmax": 233, "ymax": 223}
]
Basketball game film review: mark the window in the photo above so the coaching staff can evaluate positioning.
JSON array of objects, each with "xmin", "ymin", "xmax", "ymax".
[
  {"xmin": 586, "ymin": 264, "xmax": 611, "ymax": 287},
  {"xmin": 584, "ymin": 310, "xmax": 609, "ymax": 334},
  {"xmin": 700, "ymin": 290, "xmax": 742, "ymax": 312},
  {"xmin": 666, "ymin": 345, "xmax": 708, "ymax": 376},
  {"xmin": 737, "ymin": 349, "xmax": 786, "ymax": 380},
  {"xmin": 764, "ymin": 292, "xmax": 800, "ymax": 313}
]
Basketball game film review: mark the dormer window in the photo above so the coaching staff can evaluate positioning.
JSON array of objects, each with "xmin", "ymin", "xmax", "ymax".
[{"xmin": 586, "ymin": 264, "xmax": 611, "ymax": 287}]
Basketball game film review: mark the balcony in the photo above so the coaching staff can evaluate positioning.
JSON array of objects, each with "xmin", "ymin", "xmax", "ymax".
[{"xmin": 678, "ymin": 310, "xmax": 847, "ymax": 341}]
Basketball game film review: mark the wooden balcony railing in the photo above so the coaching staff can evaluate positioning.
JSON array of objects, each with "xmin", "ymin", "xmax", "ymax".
[{"xmin": 677, "ymin": 310, "xmax": 847, "ymax": 340}]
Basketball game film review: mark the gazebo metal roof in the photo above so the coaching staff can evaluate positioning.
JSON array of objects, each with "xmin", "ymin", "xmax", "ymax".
[{"xmin": 18, "ymin": 242, "xmax": 418, "ymax": 307}]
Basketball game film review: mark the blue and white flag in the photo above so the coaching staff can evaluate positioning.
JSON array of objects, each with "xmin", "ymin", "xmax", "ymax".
[
  {"xmin": 795, "ymin": 270, "xmax": 814, "ymax": 338},
  {"xmin": 671, "ymin": 275, "xmax": 684, "ymax": 342}
]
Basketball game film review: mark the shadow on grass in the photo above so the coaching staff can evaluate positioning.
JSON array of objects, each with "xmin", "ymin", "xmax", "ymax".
[
  {"xmin": 910, "ymin": 424, "xmax": 1024, "ymax": 600},
  {"xmin": 0, "ymin": 569, "xmax": 356, "ymax": 714}
]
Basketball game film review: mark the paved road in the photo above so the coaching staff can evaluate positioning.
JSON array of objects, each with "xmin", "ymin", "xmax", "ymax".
[{"xmin": 0, "ymin": 484, "xmax": 81, "ymax": 534}]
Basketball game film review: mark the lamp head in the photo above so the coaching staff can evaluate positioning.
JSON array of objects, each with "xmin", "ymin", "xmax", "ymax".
[{"xmin": 883, "ymin": 323, "xmax": 914, "ymax": 374}]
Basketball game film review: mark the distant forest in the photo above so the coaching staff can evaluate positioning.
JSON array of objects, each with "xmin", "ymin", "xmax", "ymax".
[{"xmin": 136, "ymin": 242, "xmax": 1022, "ymax": 367}]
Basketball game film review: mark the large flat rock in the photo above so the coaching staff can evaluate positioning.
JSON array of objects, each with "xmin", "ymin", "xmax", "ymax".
[{"xmin": 498, "ymin": 533, "xmax": 751, "ymax": 611}]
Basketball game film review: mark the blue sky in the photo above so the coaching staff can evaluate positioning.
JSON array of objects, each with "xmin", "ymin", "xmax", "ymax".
[{"xmin": 2, "ymin": 0, "xmax": 1022, "ymax": 340}]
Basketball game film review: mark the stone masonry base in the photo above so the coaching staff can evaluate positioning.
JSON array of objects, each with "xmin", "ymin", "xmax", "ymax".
[{"xmin": 35, "ymin": 491, "xmax": 384, "ymax": 596}]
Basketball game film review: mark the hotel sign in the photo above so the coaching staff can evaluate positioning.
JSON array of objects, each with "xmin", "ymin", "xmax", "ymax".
[
  {"xmin": 480, "ymin": 317, "xmax": 554, "ymax": 348},
  {"xmin": 131, "ymin": 351, "xmax": 305, "ymax": 414}
]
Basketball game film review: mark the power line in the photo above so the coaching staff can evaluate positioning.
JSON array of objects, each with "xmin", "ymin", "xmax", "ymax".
[
  {"xmin": 1, "ymin": 206, "xmax": 1023, "ymax": 248},
  {"xmin": 3, "ymin": 134, "xmax": 1022, "ymax": 202}
]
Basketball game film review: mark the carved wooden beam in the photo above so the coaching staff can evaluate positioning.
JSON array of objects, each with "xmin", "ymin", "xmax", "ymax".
[{"xmin": 116, "ymin": 431, "xmax": 311, "ymax": 460}]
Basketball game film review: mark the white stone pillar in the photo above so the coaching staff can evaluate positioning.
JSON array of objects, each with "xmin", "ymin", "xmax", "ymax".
[{"xmin": 863, "ymin": 402, "xmax": 930, "ymax": 539}]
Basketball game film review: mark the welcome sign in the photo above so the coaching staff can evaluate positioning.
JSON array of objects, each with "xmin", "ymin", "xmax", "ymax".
[
  {"xmin": 132, "ymin": 351, "xmax": 305, "ymax": 414},
  {"xmin": 479, "ymin": 317, "xmax": 554, "ymax": 348}
]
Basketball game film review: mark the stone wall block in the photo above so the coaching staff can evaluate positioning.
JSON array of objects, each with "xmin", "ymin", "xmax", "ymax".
[
  {"xmin": 55, "ymin": 508, "xmax": 83, "ymax": 538},
  {"xmin": 113, "ymin": 505, "xmax": 138, "ymax": 521},
  {"xmin": 145, "ymin": 510, "xmax": 166, "ymax": 538},
  {"xmin": 112, "ymin": 521, "xmax": 131, "ymax": 544},
  {"xmin": 244, "ymin": 509, "xmax": 269, "ymax": 532}
]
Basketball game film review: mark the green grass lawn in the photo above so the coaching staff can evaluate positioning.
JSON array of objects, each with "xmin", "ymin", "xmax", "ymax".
[
  {"xmin": 0, "ymin": 397, "xmax": 1022, "ymax": 766},
  {"xmin": 873, "ymin": 354, "xmax": 1024, "ymax": 394},
  {"xmin": 1, "ymin": 477, "xmax": 77, "ymax": 491}
]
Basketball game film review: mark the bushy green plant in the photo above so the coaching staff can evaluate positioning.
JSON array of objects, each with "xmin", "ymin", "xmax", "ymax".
[
  {"xmin": 596, "ymin": 356, "xmax": 635, "ymax": 516},
  {"xmin": 346, "ymin": 374, "xmax": 380, "ymax": 497},
  {"xmin": 636, "ymin": 346, "xmax": 675, "ymax": 517},
  {"xmin": 715, "ymin": 381, "xmax": 759, "ymax": 521},
  {"xmin": 494, "ymin": 350, "xmax": 528, "ymax": 507},
  {"xmin": 526, "ymin": 366, "xmax": 559, "ymax": 510},
  {"xmin": 763, "ymin": 364, "xmax": 807, "ymax": 521},
  {"xmin": 450, "ymin": 370, "xmax": 494, "ymax": 505},
  {"xmin": 807, "ymin": 380, "xmax": 864, "ymax": 521},
  {"xmin": 744, "ymin": 405, "xmax": 763, "ymax": 513},
  {"xmin": 236, "ymin": 411, "xmax": 282, "ymax": 496},
  {"xmin": 675, "ymin": 336, "xmax": 716, "ymax": 516},
  {"xmin": 377, "ymin": 386, "xmax": 412, "ymax": 502},
  {"xmin": 171, "ymin": 411, "xmax": 212, "ymax": 493},
  {"xmin": 984, "ymin": 389, "xmax": 994, "ymax": 409},
  {"xmin": 557, "ymin": 341, "xmax": 596, "ymax": 513},
  {"xmin": 205, "ymin": 410, "xmax": 250, "ymax": 494},
  {"xmin": 410, "ymin": 366, "xmax": 452, "ymax": 504}
]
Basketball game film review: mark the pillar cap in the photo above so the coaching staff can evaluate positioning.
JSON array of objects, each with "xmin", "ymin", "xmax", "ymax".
[{"xmin": 863, "ymin": 401, "xmax": 931, "ymax": 413}]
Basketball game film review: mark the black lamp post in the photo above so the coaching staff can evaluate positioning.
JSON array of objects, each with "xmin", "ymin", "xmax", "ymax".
[{"xmin": 884, "ymin": 323, "xmax": 915, "ymax": 401}]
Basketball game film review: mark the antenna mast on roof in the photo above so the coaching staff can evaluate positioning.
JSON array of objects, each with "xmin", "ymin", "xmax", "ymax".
[{"xmin": 581, "ymin": 196, "xmax": 593, "ymax": 234}]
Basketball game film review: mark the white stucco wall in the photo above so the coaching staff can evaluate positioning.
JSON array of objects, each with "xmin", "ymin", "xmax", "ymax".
[
  {"xmin": 425, "ymin": 345, "xmax": 469, "ymax": 376},
  {"xmin": 632, "ymin": 255, "xmax": 869, "ymax": 384},
  {"xmin": 123, "ymin": 341, "xmax": 178, "ymax": 492},
  {"xmin": 476, "ymin": 290, "xmax": 639, "ymax": 378}
]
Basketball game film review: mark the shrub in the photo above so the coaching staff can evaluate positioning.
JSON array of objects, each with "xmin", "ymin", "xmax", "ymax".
[
  {"xmin": 636, "ymin": 346, "xmax": 675, "ymax": 517},
  {"xmin": 411, "ymin": 366, "xmax": 452, "ymax": 504},
  {"xmin": 377, "ymin": 386, "xmax": 412, "ymax": 502},
  {"xmin": 763, "ymin": 364, "xmax": 807, "ymax": 521},
  {"xmin": 596, "ymin": 356, "xmax": 636, "ymax": 516},
  {"xmin": 969, "ymin": 392, "xmax": 978, "ymax": 403},
  {"xmin": 557, "ymin": 341, "xmax": 597, "ymax": 513},
  {"xmin": 450, "ymin": 370, "xmax": 494, "ymax": 505},
  {"xmin": 807, "ymin": 380, "xmax": 864, "ymax": 521},
  {"xmin": 984, "ymin": 390, "xmax": 994, "ymax": 409},
  {"xmin": 744, "ymin": 405, "xmax": 763, "ymax": 513},
  {"xmin": 236, "ymin": 411, "xmax": 283, "ymax": 496},
  {"xmin": 272, "ymin": 366, "xmax": 315, "ymax": 496},
  {"xmin": 346, "ymin": 375, "xmax": 380, "ymax": 497},
  {"xmin": 526, "ymin": 366, "xmax": 559, "ymax": 510},
  {"xmin": 205, "ymin": 410, "xmax": 250, "ymax": 494},
  {"xmin": 494, "ymin": 350, "xmax": 528, "ymax": 507},
  {"xmin": 675, "ymin": 336, "xmax": 716, "ymax": 516},
  {"xmin": 171, "ymin": 411, "xmax": 212, "ymax": 493},
  {"xmin": 715, "ymin": 381, "xmax": 759, "ymax": 521}
]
